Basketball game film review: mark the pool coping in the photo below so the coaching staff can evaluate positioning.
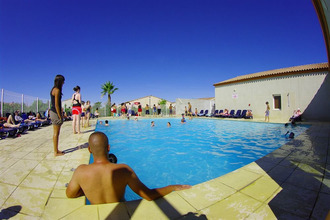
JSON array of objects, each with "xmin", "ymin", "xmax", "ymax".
[{"xmin": 0, "ymin": 118, "xmax": 329, "ymax": 219}]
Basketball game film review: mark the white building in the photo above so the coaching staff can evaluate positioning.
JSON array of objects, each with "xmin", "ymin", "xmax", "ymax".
[
  {"xmin": 124, "ymin": 95, "xmax": 174, "ymax": 109},
  {"xmin": 175, "ymin": 98, "xmax": 214, "ymax": 116},
  {"xmin": 214, "ymin": 63, "xmax": 329, "ymax": 122}
]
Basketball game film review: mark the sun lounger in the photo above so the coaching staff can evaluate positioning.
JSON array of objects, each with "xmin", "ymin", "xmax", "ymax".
[
  {"xmin": 225, "ymin": 110, "xmax": 235, "ymax": 118},
  {"xmin": 211, "ymin": 110, "xmax": 219, "ymax": 117},
  {"xmin": 240, "ymin": 110, "xmax": 247, "ymax": 118},
  {"xmin": 215, "ymin": 110, "xmax": 223, "ymax": 117},
  {"xmin": 233, "ymin": 110, "xmax": 242, "ymax": 118},
  {"xmin": 21, "ymin": 113, "xmax": 40, "ymax": 129},
  {"xmin": 244, "ymin": 110, "xmax": 253, "ymax": 119},
  {"xmin": 0, "ymin": 124, "xmax": 18, "ymax": 138},
  {"xmin": 197, "ymin": 110, "xmax": 204, "ymax": 116}
]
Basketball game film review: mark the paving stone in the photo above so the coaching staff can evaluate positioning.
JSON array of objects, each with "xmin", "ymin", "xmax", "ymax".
[
  {"xmin": 267, "ymin": 164, "xmax": 296, "ymax": 184},
  {"xmin": 0, "ymin": 159, "xmax": 39, "ymax": 185},
  {"xmin": 199, "ymin": 192, "xmax": 262, "ymax": 219},
  {"xmin": 98, "ymin": 202, "xmax": 131, "ymax": 219},
  {"xmin": 311, "ymin": 192, "xmax": 330, "ymax": 220},
  {"xmin": 61, "ymin": 204, "xmax": 99, "ymax": 220},
  {"xmin": 3, "ymin": 186, "xmax": 52, "ymax": 217},
  {"xmin": 240, "ymin": 175, "xmax": 281, "ymax": 203},
  {"xmin": 0, "ymin": 183, "xmax": 16, "ymax": 207},
  {"xmin": 217, "ymin": 168, "xmax": 262, "ymax": 190},
  {"xmin": 245, "ymin": 204, "xmax": 277, "ymax": 220},
  {"xmin": 42, "ymin": 197, "xmax": 85, "ymax": 219},
  {"xmin": 125, "ymin": 193, "xmax": 196, "ymax": 220},
  {"xmin": 268, "ymin": 182, "xmax": 318, "ymax": 219},
  {"xmin": 177, "ymin": 178, "xmax": 236, "ymax": 210}
]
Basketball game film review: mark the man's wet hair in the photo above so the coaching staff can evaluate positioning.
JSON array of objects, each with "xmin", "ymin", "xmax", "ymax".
[{"xmin": 289, "ymin": 132, "xmax": 295, "ymax": 139}]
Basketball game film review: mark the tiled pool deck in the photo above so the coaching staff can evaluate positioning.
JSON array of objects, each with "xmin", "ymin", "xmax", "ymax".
[{"xmin": 0, "ymin": 118, "xmax": 329, "ymax": 219}]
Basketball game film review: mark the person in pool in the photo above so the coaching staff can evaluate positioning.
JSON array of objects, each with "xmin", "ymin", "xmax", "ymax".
[
  {"xmin": 151, "ymin": 121, "xmax": 155, "ymax": 127},
  {"xmin": 181, "ymin": 114, "xmax": 186, "ymax": 124},
  {"xmin": 66, "ymin": 132, "xmax": 191, "ymax": 204},
  {"xmin": 105, "ymin": 120, "xmax": 109, "ymax": 126}
]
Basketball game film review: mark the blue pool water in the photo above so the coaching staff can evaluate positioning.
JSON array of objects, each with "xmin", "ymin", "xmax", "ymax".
[{"xmin": 93, "ymin": 118, "xmax": 309, "ymax": 201}]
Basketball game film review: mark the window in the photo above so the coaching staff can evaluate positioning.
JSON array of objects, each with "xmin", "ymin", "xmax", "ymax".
[{"xmin": 273, "ymin": 95, "xmax": 281, "ymax": 110}]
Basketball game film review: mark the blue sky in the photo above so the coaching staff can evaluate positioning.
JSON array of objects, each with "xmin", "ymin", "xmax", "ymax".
[{"xmin": 0, "ymin": 0, "xmax": 327, "ymax": 105}]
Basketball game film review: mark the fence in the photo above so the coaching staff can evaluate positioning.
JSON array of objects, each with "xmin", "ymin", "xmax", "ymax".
[
  {"xmin": 0, "ymin": 89, "xmax": 50, "ymax": 117},
  {"xmin": 0, "ymin": 89, "xmax": 109, "ymax": 118},
  {"xmin": 0, "ymin": 89, "xmax": 176, "ymax": 118}
]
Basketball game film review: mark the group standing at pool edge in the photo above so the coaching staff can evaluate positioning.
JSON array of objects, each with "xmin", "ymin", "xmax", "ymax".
[{"xmin": 50, "ymin": 75, "xmax": 93, "ymax": 156}]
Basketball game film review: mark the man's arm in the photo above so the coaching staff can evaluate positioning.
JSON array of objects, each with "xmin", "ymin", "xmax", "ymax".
[
  {"xmin": 66, "ymin": 167, "xmax": 85, "ymax": 198},
  {"xmin": 126, "ymin": 165, "xmax": 191, "ymax": 201}
]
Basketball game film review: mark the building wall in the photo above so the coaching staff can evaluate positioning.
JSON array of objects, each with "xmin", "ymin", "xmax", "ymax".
[
  {"xmin": 175, "ymin": 98, "xmax": 215, "ymax": 116},
  {"xmin": 214, "ymin": 71, "xmax": 328, "ymax": 122}
]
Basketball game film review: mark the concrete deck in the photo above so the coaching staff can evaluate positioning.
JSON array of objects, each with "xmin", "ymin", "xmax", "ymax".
[{"xmin": 0, "ymin": 119, "xmax": 329, "ymax": 219}]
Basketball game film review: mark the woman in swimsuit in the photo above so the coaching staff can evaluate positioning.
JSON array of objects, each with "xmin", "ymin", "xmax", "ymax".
[
  {"xmin": 121, "ymin": 104, "xmax": 126, "ymax": 117},
  {"xmin": 84, "ymin": 100, "xmax": 91, "ymax": 128},
  {"xmin": 265, "ymin": 101, "xmax": 270, "ymax": 122},
  {"xmin": 50, "ymin": 75, "xmax": 65, "ymax": 156},
  {"xmin": 72, "ymin": 86, "xmax": 82, "ymax": 134},
  {"xmin": 111, "ymin": 103, "xmax": 117, "ymax": 117},
  {"xmin": 138, "ymin": 104, "xmax": 142, "ymax": 116},
  {"xmin": 153, "ymin": 104, "xmax": 157, "ymax": 116}
]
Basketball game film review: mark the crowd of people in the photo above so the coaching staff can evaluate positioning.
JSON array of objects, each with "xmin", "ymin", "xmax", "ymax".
[
  {"xmin": 0, "ymin": 110, "xmax": 52, "ymax": 139},
  {"xmin": 109, "ymin": 102, "xmax": 175, "ymax": 118}
]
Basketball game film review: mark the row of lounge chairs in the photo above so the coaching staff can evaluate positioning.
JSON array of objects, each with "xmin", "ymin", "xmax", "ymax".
[
  {"xmin": 197, "ymin": 109, "xmax": 253, "ymax": 119},
  {"xmin": 0, "ymin": 112, "xmax": 51, "ymax": 139}
]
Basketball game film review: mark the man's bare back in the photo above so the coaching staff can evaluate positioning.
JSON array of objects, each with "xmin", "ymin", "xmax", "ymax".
[{"xmin": 66, "ymin": 132, "xmax": 191, "ymax": 204}]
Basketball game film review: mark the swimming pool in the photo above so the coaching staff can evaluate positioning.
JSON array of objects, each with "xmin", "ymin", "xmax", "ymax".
[{"xmin": 94, "ymin": 118, "xmax": 309, "ymax": 201}]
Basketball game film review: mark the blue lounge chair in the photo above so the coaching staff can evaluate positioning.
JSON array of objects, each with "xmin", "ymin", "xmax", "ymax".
[
  {"xmin": 215, "ymin": 110, "xmax": 223, "ymax": 117},
  {"xmin": 211, "ymin": 110, "xmax": 219, "ymax": 117},
  {"xmin": 226, "ymin": 110, "xmax": 235, "ymax": 118},
  {"xmin": 197, "ymin": 110, "xmax": 204, "ymax": 116},
  {"xmin": 0, "ymin": 124, "xmax": 18, "ymax": 138},
  {"xmin": 233, "ymin": 110, "xmax": 242, "ymax": 118},
  {"xmin": 21, "ymin": 113, "xmax": 40, "ymax": 129},
  {"xmin": 240, "ymin": 110, "xmax": 247, "ymax": 118},
  {"xmin": 203, "ymin": 110, "xmax": 209, "ymax": 117}
]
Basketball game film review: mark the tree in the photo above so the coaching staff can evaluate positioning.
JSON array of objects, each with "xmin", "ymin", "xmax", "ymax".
[
  {"xmin": 93, "ymin": 102, "xmax": 102, "ymax": 110},
  {"xmin": 159, "ymin": 99, "xmax": 167, "ymax": 105},
  {"xmin": 101, "ymin": 81, "xmax": 118, "ymax": 116}
]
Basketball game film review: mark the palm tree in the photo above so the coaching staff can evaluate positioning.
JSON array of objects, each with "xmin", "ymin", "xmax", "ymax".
[{"xmin": 101, "ymin": 81, "xmax": 118, "ymax": 115}]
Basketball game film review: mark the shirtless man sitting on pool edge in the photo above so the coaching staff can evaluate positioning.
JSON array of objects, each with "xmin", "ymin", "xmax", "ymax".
[{"xmin": 66, "ymin": 131, "xmax": 191, "ymax": 204}]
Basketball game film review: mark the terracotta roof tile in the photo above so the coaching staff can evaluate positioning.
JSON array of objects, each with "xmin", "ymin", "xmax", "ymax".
[{"xmin": 213, "ymin": 63, "xmax": 329, "ymax": 86}]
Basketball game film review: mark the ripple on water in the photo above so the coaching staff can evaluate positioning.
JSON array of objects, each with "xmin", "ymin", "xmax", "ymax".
[{"xmin": 94, "ymin": 118, "xmax": 309, "ymax": 201}]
